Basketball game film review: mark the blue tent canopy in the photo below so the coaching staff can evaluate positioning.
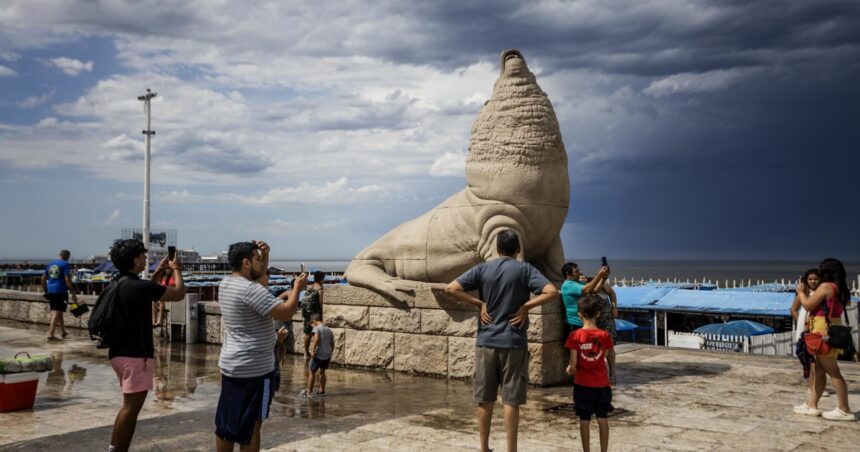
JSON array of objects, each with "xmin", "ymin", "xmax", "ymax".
[
  {"xmin": 694, "ymin": 320, "xmax": 775, "ymax": 336},
  {"xmin": 614, "ymin": 318, "xmax": 639, "ymax": 332},
  {"xmin": 615, "ymin": 286, "xmax": 794, "ymax": 316},
  {"xmin": 613, "ymin": 286, "xmax": 678, "ymax": 309}
]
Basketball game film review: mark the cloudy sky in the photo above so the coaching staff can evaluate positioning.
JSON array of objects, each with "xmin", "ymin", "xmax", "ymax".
[{"xmin": 1, "ymin": 0, "xmax": 859, "ymax": 261}]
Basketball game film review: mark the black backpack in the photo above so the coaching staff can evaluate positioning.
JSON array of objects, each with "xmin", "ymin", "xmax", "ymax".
[{"xmin": 88, "ymin": 274, "xmax": 128, "ymax": 349}]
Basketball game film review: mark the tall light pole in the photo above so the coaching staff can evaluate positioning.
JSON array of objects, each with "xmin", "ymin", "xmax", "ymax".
[{"xmin": 138, "ymin": 88, "xmax": 157, "ymax": 277}]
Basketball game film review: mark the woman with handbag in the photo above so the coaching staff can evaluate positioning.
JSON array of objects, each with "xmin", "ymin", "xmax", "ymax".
[
  {"xmin": 790, "ymin": 269, "xmax": 827, "ymax": 397},
  {"xmin": 793, "ymin": 258, "xmax": 855, "ymax": 421}
]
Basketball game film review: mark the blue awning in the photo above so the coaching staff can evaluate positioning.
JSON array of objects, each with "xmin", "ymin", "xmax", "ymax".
[
  {"xmin": 694, "ymin": 320, "xmax": 775, "ymax": 336},
  {"xmin": 615, "ymin": 286, "xmax": 794, "ymax": 316}
]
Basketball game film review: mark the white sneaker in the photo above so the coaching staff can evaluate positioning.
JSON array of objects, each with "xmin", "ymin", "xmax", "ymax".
[
  {"xmin": 793, "ymin": 403, "xmax": 821, "ymax": 416},
  {"xmin": 298, "ymin": 389, "xmax": 308, "ymax": 398},
  {"xmin": 822, "ymin": 408, "xmax": 856, "ymax": 421}
]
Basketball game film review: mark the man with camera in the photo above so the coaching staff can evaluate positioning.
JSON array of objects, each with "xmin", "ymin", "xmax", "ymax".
[
  {"xmin": 106, "ymin": 239, "xmax": 186, "ymax": 452},
  {"xmin": 215, "ymin": 240, "xmax": 307, "ymax": 452}
]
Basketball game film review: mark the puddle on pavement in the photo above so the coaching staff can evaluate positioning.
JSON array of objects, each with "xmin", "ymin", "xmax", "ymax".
[{"xmin": 3, "ymin": 321, "xmax": 482, "ymax": 431}]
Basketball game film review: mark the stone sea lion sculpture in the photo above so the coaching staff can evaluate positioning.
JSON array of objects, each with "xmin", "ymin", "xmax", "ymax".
[{"xmin": 345, "ymin": 49, "xmax": 569, "ymax": 302}]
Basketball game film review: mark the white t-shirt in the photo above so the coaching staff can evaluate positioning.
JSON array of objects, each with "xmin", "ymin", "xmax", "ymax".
[
  {"xmin": 794, "ymin": 291, "xmax": 812, "ymax": 342},
  {"xmin": 217, "ymin": 275, "xmax": 282, "ymax": 378}
]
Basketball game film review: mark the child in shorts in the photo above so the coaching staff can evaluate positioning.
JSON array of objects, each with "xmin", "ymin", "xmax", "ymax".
[
  {"xmin": 299, "ymin": 313, "xmax": 334, "ymax": 398},
  {"xmin": 565, "ymin": 294, "xmax": 614, "ymax": 452}
]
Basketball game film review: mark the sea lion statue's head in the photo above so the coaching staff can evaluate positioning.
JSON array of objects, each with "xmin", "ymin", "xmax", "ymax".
[{"xmin": 466, "ymin": 49, "xmax": 570, "ymax": 207}]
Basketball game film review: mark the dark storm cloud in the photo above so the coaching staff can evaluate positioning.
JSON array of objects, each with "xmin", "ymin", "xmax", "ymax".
[
  {"xmin": 359, "ymin": 1, "xmax": 860, "ymax": 76},
  {"xmin": 323, "ymin": 0, "xmax": 860, "ymax": 259}
]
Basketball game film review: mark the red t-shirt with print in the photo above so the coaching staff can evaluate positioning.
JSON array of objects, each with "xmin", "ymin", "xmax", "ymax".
[{"xmin": 565, "ymin": 327, "xmax": 613, "ymax": 387}]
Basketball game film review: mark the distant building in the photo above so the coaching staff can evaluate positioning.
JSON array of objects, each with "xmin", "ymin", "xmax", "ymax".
[
  {"xmin": 200, "ymin": 251, "xmax": 229, "ymax": 263},
  {"xmin": 150, "ymin": 248, "xmax": 202, "ymax": 264}
]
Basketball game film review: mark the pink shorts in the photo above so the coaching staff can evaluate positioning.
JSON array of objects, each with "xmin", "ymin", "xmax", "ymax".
[{"xmin": 110, "ymin": 357, "xmax": 154, "ymax": 394}]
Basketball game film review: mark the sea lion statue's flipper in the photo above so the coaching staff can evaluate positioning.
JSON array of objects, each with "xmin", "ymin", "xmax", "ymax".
[{"xmin": 344, "ymin": 259, "xmax": 414, "ymax": 305}]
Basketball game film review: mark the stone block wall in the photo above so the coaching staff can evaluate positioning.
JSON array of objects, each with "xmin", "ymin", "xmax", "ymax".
[
  {"xmin": 278, "ymin": 285, "xmax": 568, "ymax": 385},
  {"xmin": 0, "ymin": 289, "xmax": 98, "ymax": 330},
  {"xmin": 0, "ymin": 285, "xmax": 569, "ymax": 385}
]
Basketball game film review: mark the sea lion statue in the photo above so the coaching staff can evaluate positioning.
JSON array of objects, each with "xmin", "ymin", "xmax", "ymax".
[{"xmin": 345, "ymin": 49, "xmax": 569, "ymax": 302}]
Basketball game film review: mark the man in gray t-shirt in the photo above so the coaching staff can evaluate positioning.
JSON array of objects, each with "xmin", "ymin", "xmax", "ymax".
[{"xmin": 446, "ymin": 230, "xmax": 558, "ymax": 452}]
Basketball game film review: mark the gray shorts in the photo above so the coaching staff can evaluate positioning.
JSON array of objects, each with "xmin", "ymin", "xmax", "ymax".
[{"xmin": 474, "ymin": 346, "xmax": 529, "ymax": 406}]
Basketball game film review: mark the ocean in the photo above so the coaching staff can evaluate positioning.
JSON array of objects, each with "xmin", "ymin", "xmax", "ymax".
[
  {"xmin": 269, "ymin": 259, "xmax": 860, "ymax": 284},
  {"xmin": 5, "ymin": 258, "xmax": 856, "ymax": 284}
]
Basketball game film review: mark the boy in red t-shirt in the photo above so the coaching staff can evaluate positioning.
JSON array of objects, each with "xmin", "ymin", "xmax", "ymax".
[{"xmin": 565, "ymin": 294, "xmax": 613, "ymax": 452}]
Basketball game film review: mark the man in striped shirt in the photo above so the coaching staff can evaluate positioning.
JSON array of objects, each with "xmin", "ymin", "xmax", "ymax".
[{"xmin": 215, "ymin": 240, "xmax": 307, "ymax": 452}]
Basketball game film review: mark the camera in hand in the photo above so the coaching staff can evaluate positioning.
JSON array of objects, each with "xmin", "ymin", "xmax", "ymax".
[{"xmin": 168, "ymin": 246, "xmax": 176, "ymax": 261}]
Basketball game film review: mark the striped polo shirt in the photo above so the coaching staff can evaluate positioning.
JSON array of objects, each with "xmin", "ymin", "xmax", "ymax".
[{"xmin": 217, "ymin": 275, "xmax": 282, "ymax": 378}]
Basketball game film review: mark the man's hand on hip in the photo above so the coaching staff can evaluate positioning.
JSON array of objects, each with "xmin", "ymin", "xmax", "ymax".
[
  {"xmin": 479, "ymin": 303, "xmax": 493, "ymax": 325},
  {"xmin": 509, "ymin": 305, "xmax": 529, "ymax": 327}
]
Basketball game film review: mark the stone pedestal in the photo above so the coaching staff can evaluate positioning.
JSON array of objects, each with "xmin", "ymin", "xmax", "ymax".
[{"xmin": 294, "ymin": 284, "xmax": 568, "ymax": 385}]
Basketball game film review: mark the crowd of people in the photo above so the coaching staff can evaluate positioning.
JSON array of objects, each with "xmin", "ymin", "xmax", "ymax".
[{"xmin": 33, "ymin": 235, "xmax": 857, "ymax": 452}]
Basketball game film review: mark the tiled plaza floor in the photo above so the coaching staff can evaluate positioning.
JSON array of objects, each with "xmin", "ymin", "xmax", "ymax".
[{"xmin": 0, "ymin": 320, "xmax": 858, "ymax": 451}]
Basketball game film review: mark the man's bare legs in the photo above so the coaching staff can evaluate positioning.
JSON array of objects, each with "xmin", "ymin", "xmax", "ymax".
[
  {"xmin": 110, "ymin": 391, "xmax": 147, "ymax": 452},
  {"xmin": 216, "ymin": 420, "xmax": 261, "ymax": 452},
  {"xmin": 319, "ymin": 369, "xmax": 327, "ymax": 393},
  {"xmin": 504, "ymin": 404, "xmax": 519, "ymax": 452},
  {"xmin": 477, "ymin": 402, "xmax": 519, "ymax": 452},
  {"xmin": 47, "ymin": 311, "xmax": 66, "ymax": 339},
  {"xmin": 47, "ymin": 311, "xmax": 59, "ymax": 338},
  {"xmin": 477, "ymin": 402, "xmax": 493, "ymax": 452}
]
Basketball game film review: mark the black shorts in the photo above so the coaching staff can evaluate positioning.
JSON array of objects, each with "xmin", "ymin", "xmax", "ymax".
[
  {"xmin": 573, "ymin": 384, "xmax": 613, "ymax": 421},
  {"xmin": 310, "ymin": 357, "xmax": 330, "ymax": 372},
  {"xmin": 46, "ymin": 293, "xmax": 68, "ymax": 312},
  {"xmin": 215, "ymin": 372, "xmax": 275, "ymax": 445}
]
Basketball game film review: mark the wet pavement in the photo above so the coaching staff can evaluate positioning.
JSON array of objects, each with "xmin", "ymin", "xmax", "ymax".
[{"xmin": 1, "ymin": 320, "xmax": 859, "ymax": 451}]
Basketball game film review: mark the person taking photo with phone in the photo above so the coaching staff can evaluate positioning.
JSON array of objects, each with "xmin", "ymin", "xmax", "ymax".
[
  {"xmin": 215, "ymin": 240, "xmax": 308, "ymax": 452},
  {"xmin": 106, "ymin": 239, "xmax": 186, "ymax": 452}
]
